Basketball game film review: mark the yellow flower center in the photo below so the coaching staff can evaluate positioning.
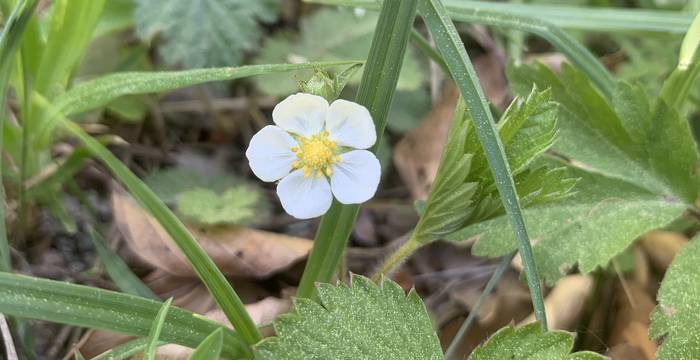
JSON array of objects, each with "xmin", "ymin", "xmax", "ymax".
[{"xmin": 291, "ymin": 131, "xmax": 340, "ymax": 178}]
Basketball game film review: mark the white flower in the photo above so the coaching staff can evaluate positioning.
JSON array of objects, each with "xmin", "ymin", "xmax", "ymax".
[{"xmin": 245, "ymin": 93, "xmax": 381, "ymax": 219}]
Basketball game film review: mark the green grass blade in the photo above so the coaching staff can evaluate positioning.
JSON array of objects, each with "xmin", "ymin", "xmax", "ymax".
[
  {"xmin": 308, "ymin": 0, "xmax": 693, "ymax": 33},
  {"xmin": 87, "ymin": 228, "xmax": 158, "ymax": 299},
  {"xmin": 418, "ymin": 0, "xmax": 547, "ymax": 331},
  {"xmin": 144, "ymin": 298, "xmax": 172, "ymax": 360},
  {"xmin": 308, "ymin": 0, "xmax": 615, "ymax": 98},
  {"xmin": 0, "ymin": 0, "xmax": 39, "ymax": 272},
  {"xmin": 0, "ymin": 272, "xmax": 249, "ymax": 358},
  {"xmin": 188, "ymin": 329, "xmax": 224, "ymax": 360},
  {"xmin": 296, "ymin": 0, "xmax": 417, "ymax": 299},
  {"xmin": 34, "ymin": 60, "xmax": 361, "ymax": 147},
  {"xmin": 660, "ymin": 12, "xmax": 700, "ymax": 109}
]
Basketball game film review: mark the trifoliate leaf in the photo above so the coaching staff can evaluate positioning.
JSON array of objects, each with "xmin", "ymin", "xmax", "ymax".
[
  {"xmin": 469, "ymin": 323, "xmax": 604, "ymax": 360},
  {"xmin": 448, "ymin": 159, "xmax": 687, "ymax": 285},
  {"xmin": 253, "ymin": 8, "xmax": 424, "ymax": 96},
  {"xmin": 255, "ymin": 275, "xmax": 442, "ymax": 360},
  {"xmin": 176, "ymin": 187, "xmax": 261, "ymax": 226},
  {"xmin": 134, "ymin": 0, "xmax": 279, "ymax": 68},
  {"xmin": 650, "ymin": 235, "xmax": 700, "ymax": 359}
]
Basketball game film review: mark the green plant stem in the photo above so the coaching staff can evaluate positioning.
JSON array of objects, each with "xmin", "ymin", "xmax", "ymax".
[
  {"xmin": 296, "ymin": 0, "xmax": 418, "ymax": 299},
  {"xmin": 418, "ymin": 0, "xmax": 547, "ymax": 331},
  {"xmin": 371, "ymin": 235, "xmax": 419, "ymax": 283},
  {"xmin": 445, "ymin": 251, "xmax": 515, "ymax": 359},
  {"xmin": 0, "ymin": 0, "xmax": 39, "ymax": 273},
  {"xmin": 660, "ymin": 11, "xmax": 700, "ymax": 109}
]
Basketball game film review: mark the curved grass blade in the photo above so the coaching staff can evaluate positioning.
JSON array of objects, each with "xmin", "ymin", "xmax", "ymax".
[
  {"xmin": 418, "ymin": 0, "xmax": 547, "ymax": 330},
  {"xmin": 308, "ymin": 0, "xmax": 615, "ymax": 98},
  {"xmin": 188, "ymin": 328, "xmax": 224, "ymax": 360},
  {"xmin": 34, "ymin": 60, "xmax": 361, "ymax": 146},
  {"xmin": 144, "ymin": 298, "xmax": 171, "ymax": 360},
  {"xmin": 33, "ymin": 92, "xmax": 262, "ymax": 346},
  {"xmin": 92, "ymin": 338, "xmax": 164, "ymax": 360},
  {"xmin": 0, "ymin": 272, "xmax": 249, "ymax": 359},
  {"xmin": 296, "ymin": 0, "xmax": 417, "ymax": 299}
]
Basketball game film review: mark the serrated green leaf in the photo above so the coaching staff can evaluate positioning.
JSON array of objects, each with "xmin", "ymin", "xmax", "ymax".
[
  {"xmin": 134, "ymin": 0, "xmax": 278, "ymax": 68},
  {"xmin": 507, "ymin": 62, "xmax": 700, "ymax": 203},
  {"xmin": 177, "ymin": 187, "xmax": 262, "ymax": 226},
  {"xmin": 253, "ymin": 8, "xmax": 424, "ymax": 95},
  {"xmin": 143, "ymin": 168, "xmax": 240, "ymax": 204},
  {"xmin": 448, "ymin": 159, "xmax": 687, "ymax": 285},
  {"xmin": 469, "ymin": 323, "xmax": 604, "ymax": 359},
  {"xmin": 255, "ymin": 275, "xmax": 442, "ymax": 360},
  {"xmin": 650, "ymin": 235, "xmax": 700, "ymax": 359}
]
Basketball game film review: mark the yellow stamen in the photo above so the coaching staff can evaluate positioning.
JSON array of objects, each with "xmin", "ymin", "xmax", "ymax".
[{"xmin": 293, "ymin": 131, "xmax": 340, "ymax": 178}]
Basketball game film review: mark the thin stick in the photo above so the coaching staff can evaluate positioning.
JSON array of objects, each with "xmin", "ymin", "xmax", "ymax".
[
  {"xmin": 0, "ymin": 314, "xmax": 17, "ymax": 360},
  {"xmin": 445, "ymin": 251, "xmax": 516, "ymax": 359}
]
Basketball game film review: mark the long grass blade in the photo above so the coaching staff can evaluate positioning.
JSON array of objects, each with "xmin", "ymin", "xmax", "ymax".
[
  {"xmin": 0, "ymin": 272, "xmax": 249, "ymax": 358},
  {"xmin": 296, "ymin": 0, "xmax": 418, "ymax": 299},
  {"xmin": 418, "ymin": 0, "xmax": 548, "ymax": 330},
  {"xmin": 308, "ymin": 0, "xmax": 615, "ymax": 98},
  {"xmin": 308, "ymin": 0, "xmax": 693, "ymax": 33},
  {"xmin": 34, "ymin": 61, "xmax": 360, "ymax": 147}
]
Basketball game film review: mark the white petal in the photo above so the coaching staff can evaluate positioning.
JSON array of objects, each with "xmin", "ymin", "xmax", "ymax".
[
  {"xmin": 245, "ymin": 125, "xmax": 298, "ymax": 182},
  {"xmin": 272, "ymin": 93, "xmax": 328, "ymax": 136},
  {"xmin": 326, "ymin": 99, "xmax": 376, "ymax": 149},
  {"xmin": 277, "ymin": 170, "xmax": 333, "ymax": 219},
  {"xmin": 330, "ymin": 150, "xmax": 380, "ymax": 204}
]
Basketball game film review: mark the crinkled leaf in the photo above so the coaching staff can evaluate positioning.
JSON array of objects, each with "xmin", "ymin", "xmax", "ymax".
[
  {"xmin": 143, "ymin": 168, "xmax": 241, "ymax": 204},
  {"xmin": 650, "ymin": 235, "xmax": 700, "ymax": 359},
  {"xmin": 177, "ymin": 187, "xmax": 263, "ymax": 226},
  {"xmin": 134, "ymin": 0, "xmax": 279, "ymax": 68},
  {"xmin": 469, "ymin": 323, "xmax": 604, "ymax": 360},
  {"xmin": 253, "ymin": 8, "xmax": 424, "ymax": 95},
  {"xmin": 255, "ymin": 275, "xmax": 442, "ymax": 360},
  {"xmin": 448, "ymin": 159, "xmax": 687, "ymax": 285},
  {"xmin": 507, "ymin": 62, "xmax": 700, "ymax": 203}
]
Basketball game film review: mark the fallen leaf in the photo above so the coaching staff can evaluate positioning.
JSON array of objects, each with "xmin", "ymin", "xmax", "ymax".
[
  {"xmin": 639, "ymin": 230, "xmax": 687, "ymax": 271},
  {"xmin": 607, "ymin": 281, "xmax": 656, "ymax": 360},
  {"xmin": 518, "ymin": 274, "xmax": 593, "ymax": 330},
  {"xmin": 111, "ymin": 189, "xmax": 313, "ymax": 278}
]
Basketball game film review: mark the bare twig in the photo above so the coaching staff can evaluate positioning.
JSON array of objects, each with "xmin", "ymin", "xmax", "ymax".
[{"xmin": 0, "ymin": 314, "xmax": 18, "ymax": 360}]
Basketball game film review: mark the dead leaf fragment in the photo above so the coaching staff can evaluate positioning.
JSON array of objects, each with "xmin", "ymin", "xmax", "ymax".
[
  {"xmin": 518, "ymin": 274, "xmax": 593, "ymax": 330},
  {"xmin": 639, "ymin": 230, "xmax": 687, "ymax": 271},
  {"xmin": 111, "ymin": 190, "xmax": 312, "ymax": 278}
]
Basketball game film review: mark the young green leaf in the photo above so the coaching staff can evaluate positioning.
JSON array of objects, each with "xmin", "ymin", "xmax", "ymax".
[
  {"xmin": 449, "ymin": 159, "xmax": 687, "ymax": 285},
  {"xmin": 144, "ymin": 298, "xmax": 172, "ymax": 360},
  {"xmin": 134, "ymin": 0, "xmax": 278, "ymax": 68},
  {"xmin": 0, "ymin": 272, "xmax": 249, "ymax": 358},
  {"xmin": 92, "ymin": 338, "xmax": 158, "ymax": 360},
  {"xmin": 254, "ymin": 8, "xmax": 424, "ymax": 95},
  {"xmin": 255, "ymin": 275, "xmax": 442, "ymax": 359},
  {"xmin": 176, "ymin": 186, "xmax": 264, "ymax": 226},
  {"xmin": 469, "ymin": 323, "xmax": 604, "ymax": 359},
  {"xmin": 650, "ymin": 235, "xmax": 700, "ymax": 359},
  {"xmin": 188, "ymin": 329, "xmax": 224, "ymax": 360}
]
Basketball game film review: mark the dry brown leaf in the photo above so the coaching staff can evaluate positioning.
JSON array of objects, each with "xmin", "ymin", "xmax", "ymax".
[
  {"xmin": 607, "ymin": 281, "xmax": 656, "ymax": 360},
  {"xmin": 518, "ymin": 274, "xmax": 593, "ymax": 330},
  {"xmin": 111, "ymin": 189, "xmax": 313, "ymax": 278},
  {"xmin": 639, "ymin": 230, "xmax": 687, "ymax": 271}
]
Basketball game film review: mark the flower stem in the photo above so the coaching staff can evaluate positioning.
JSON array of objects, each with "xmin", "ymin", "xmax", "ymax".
[
  {"xmin": 296, "ymin": 0, "xmax": 418, "ymax": 299},
  {"xmin": 370, "ymin": 236, "xmax": 420, "ymax": 283}
]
